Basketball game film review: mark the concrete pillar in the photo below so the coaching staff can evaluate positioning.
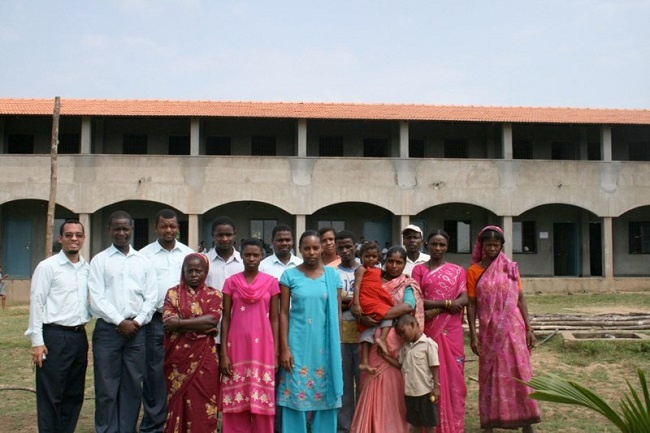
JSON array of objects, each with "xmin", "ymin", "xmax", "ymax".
[
  {"xmin": 502, "ymin": 123, "xmax": 513, "ymax": 160},
  {"xmin": 600, "ymin": 125, "xmax": 612, "ymax": 162},
  {"xmin": 580, "ymin": 212, "xmax": 591, "ymax": 276},
  {"xmin": 190, "ymin": 118, "xmax": 200, "ymax": 156},
  {"xmin": 603, "ymin": 216, "xmax": 614, "ymax": 280},
  {"xmin": 295, "ymin": 215, "xmax": 306, "ymax": 257},
  {"xmin": 399, "ymin": 121, "xmax": 409, "ymax": 159},
  {"xmin": 501, "ymin": 215, "xmax": 513, "ymax": 258},
  {"xmin": 188, "ymin": 214, "xmax": 199, "ymax": 252},
  {"xmin": 297, "ymin": 119, "xmax": 307, "ymax": 157},
  {"xmin": 79, "ymin": 213, "xmax": 91, "ymax": 260},
  {"xmin": 397, "ymin": 215, "xmax": 411, "ymax": 246},
  {"xmin": 80, "ymin": 116, "xmax": 92, "ymax": 154}
]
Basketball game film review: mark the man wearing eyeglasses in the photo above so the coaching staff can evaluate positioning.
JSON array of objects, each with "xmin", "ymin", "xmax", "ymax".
[{"xmin": 25, "ymin": 218, "xmax": 90, "ymax": 433}]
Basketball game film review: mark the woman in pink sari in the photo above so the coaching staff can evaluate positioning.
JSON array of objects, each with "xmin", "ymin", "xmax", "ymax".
[
  {"xmin": 163, "ymin": 253, "xmax": 222, "ymax": 433},
  {"xmin": 466, "ymin": 226, "xmax": 540, "ymax": 433},
  {"xmin": 412, "ymin": 229, "xmax": 467, "ymax": 433},
  {"xmin": 350, "ymin": 246, "xmax": 425, "ymax": 433}
]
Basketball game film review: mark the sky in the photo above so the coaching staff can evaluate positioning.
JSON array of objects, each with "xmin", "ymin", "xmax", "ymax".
[{"xmin": 1, "ymin": 0, "xmax": 649, "ymax": 109}]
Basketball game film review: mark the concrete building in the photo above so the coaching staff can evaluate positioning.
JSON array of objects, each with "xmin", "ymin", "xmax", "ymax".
[{"xmin": 1, "ymin": 98, "xmax": 649, "ymax": 302}]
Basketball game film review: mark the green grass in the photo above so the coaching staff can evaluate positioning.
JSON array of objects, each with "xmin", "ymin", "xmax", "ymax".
[
  {"xmin": 2, "ymin": 292, "xmax": 649, "ymax": 432},
  {"xmin": 526, "ymin": 292, "xmax": 650, "ymax": 314}
]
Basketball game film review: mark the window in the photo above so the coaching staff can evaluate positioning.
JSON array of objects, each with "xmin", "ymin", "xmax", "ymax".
[
  {"xmin": 409, "ymin": 139, "xmax": 425, "ymax": 158},
  {"xmin": 168, "ymin": 136, "xmax": 190, "ymax": 155},
  {"xmin": 629, "ymin": 142, "xmax": 650, "ymax": 161},
  {"xmin": 123, "ymin": 134, "xmax": 147, "ymax": 154},
  {"xmin": 319, "ymin": 136, "xmax": 344, "ymax": 156},
  {"xmin": 251, "ymin": 136, "xmax": 276, "ymax": 156},
  {"xmin": 7, "ymin": 134, "xmax": 34, "ymax": 154},
  {"xmin": 250, "ymin": 219, "xmax": 277, "ymax": 246},
  {"xmin": 587, "ymin": 142, "xmax": 601, "ymax": 160},
  {"xmin": 629, "ymin": 222, "xmax": 650, "ymax": 254},
  {"xmin": 206, "ymin": 136, "xmax": 231, "ymax": 155},
  {"xmin": 443, "ymin": 220, "xmax": 471, "ymax": 253},
  {"xmin": 513, "ymin": 221, "xmax": 537, "ymax": 253},
  {"xmin": 132, "ymin": 218, "xmax": 149, "ymax": 250},
  {"xmin": 317, "ymin": 220, "xmax": 346, "ymax": 232},
  {"xmin": 363, "ymin": 138, "xmax": 389, "ymax": 157},
  {"xmin": 444, "ymin": 139, "xmax": 468, "ymax": 158},
  {"xmin": 59, "ymin": 133, "xmax": 81, "ymax": 154},
  {"xmin": 513, "ymin": 140, "xmax": 533, "ymax": 159},
  {"xmin": 551, "ymin": 141, "xmax": 577, "ymax": 160}
]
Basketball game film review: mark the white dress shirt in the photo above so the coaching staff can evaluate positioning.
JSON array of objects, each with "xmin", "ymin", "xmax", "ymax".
[
  {"xmin": 204, "ymin": 248, "xmax": 243, "ymax": 344},
  {"xmin": 25, "ymin": 250, "xmax": 90, "ymax": 347},
  {"xmin": 205, "ymin": 248, "xmax": 244, "ymax": 291},
  {"xmin": 259, "ymin": 253, "xmax": 303, "ymax": 280},
  {"xmin": 88, "ymin": 244, "xmax": 158, "ymax": 326},
  {"xmin": 404, "ymin": 252, "xmax": 431, "ymax": 277},
  {"xmin": 139, "ymin": 240, "xmax": 194, "ymax": 312}
]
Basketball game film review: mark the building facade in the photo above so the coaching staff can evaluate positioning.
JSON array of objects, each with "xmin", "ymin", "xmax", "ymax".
[{"xmin": 1, "ymin": 99, "xmax": 649, "ymax": 302}]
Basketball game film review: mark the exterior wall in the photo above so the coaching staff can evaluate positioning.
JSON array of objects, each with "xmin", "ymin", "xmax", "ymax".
[{"xmin": 1, "ymin": 112, "xmax": 650, "ymax": 297}]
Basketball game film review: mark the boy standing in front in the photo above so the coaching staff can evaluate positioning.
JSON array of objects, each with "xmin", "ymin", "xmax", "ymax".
[{"xmin": 391, "ymin": 313, "xmax": 440, "ymax": 433}]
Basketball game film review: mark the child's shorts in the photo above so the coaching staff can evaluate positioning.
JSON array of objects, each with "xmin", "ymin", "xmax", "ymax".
[
  {"xmin": 359, "ymin": 319, "xmax": 394, "ymax": 344},
  {"xmin": 405, "ymin": 393, "xmax": 439, "ymax": 428}
]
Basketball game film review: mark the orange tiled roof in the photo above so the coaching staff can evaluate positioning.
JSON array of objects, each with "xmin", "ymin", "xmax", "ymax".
[{"xmin": 1, "ymin": 98, "xmax": 650, "ymax": 125}]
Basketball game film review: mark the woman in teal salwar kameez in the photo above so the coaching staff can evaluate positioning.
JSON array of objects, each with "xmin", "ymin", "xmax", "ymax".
[{"xmin": 278, "ymin": 230, "xmax": 343, "ymax": 433}]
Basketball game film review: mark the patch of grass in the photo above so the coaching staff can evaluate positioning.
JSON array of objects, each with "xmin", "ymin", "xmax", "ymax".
[
  {"xmin": 527, "ymin": 292, "xmax": 650, "ymax": 314},
  {"xmin": 2, "ymin": 291, "xmax": 649, "ymax": 432}
]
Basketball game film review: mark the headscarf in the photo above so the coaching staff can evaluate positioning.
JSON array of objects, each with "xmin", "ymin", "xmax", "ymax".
[
  {"xmin": 472, "ymin": 225, "xmax": 518, "ymax": 281},
  {"xmin": 471, "ymin": 225, "xmax": 505, "ymax": 264},
  {"xmin": 180, "ymin": 252, "xmax": 210, "ymax": 291}
]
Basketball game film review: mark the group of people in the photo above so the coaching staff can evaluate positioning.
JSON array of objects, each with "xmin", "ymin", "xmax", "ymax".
[{"xmin": 26, "ymin": 211, "xmax": 541, "ymax": 433}]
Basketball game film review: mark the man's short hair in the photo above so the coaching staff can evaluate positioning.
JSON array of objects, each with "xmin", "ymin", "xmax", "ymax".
[
  {"xmin": 335, "ymin": 230, "xmax": 356, "ymax": 244},
  {"xmin": 155, "ymin": 209, "xmax": 178, "ymax": 225},
  {"xmin": 107, "ymin": 210, "xmax": 133, "ymax": 227},
  {"xmin": 272, "ymin": 223, "xmax": 293, "ymax": 239},
  {"xmin": 60, "ymin": 218, "xmax": 84, "ymax": 235},
  {"xmin": 211, "ymin": 216, "xmax": 236, "ymax": 234}
]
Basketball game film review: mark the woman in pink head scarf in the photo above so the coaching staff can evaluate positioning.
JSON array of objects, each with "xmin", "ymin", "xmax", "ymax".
[{"xmin": 466, "ymin": 226, "xmax": 540, "ymax": 433}]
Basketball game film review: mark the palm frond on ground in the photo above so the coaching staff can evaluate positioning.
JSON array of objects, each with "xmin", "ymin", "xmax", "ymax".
[{"xmin": 521, "ymin": 368, "xmax": 650, "ymax": 433}]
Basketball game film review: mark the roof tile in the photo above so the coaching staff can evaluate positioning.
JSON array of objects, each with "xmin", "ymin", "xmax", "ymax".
[{"xmin": 0, "ymin": 98, "xmax": 649, "ymax": 125}]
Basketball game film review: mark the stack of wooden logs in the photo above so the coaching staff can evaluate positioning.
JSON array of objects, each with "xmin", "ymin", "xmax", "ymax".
[{"xmin": 529, "ymin": 313, "xmax": 650, "ymax": 332}]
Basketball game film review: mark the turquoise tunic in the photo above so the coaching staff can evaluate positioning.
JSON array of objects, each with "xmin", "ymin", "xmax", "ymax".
[{"xmin": 277, "ymin": 266, "xmax": 343, "ymax": 411}]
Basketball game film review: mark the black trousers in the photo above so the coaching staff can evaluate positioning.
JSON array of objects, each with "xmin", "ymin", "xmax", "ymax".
[{"xmin": 36, "ymin": 324, "xmax": 88, "ymax": 433}]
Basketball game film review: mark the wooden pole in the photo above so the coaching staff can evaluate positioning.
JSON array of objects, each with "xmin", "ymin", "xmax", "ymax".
[{"xmin": 44, "ymin": 97, "xmax": 60, "ymax": 259}]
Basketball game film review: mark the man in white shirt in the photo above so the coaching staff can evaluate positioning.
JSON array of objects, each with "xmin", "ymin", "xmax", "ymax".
[
  {"xmin": 205, "ymin": 216, "xmax": 244, "ymax": 346},
  {"xmin": 25, "ymin": 219, "xmax": 90, "ymax": 433},
  {"xmin": 88, "ymin": 211, "xmax": 158, "ymax": 433},
  {"xmin": 205, "ymin": 216, "xmax": 244, "ymax": 291},
  {"xmin": 138, "ymin": 209, "xmax": 193, "ymax": 433},
  {"xmin": 402, "ymin": 224, "xmax": 430, "ymax": 277},
  {"xmin": 259, "ymin": 223, "xmax": 302, "ymax": 279}
]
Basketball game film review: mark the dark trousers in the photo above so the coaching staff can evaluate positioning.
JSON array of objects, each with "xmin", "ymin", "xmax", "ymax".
[
  {"xmin": 93, "ymin": 319, "xmax": 146, "ymax": 433},
  {"xmin": 140, "ymin": 313, "xmax": 167, "ymax": 433},
  {"xmin": 36, "ymin": 324, "xmax": 88, "ymax": 433},
  {"xmin": 337, "ymin": 343, "xmax": 360, "ymax": 433}
]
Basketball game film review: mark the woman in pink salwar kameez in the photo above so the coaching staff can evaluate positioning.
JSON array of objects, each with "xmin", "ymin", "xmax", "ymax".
[
  {"xmin": 412, "ymin": 229, "xmax": 468, "ymax": 433},
  {"xmin": 220, "ymin": 238, "xmax": 280, "ymax": 433},
  {"xmin": 466, "ymin": 226, "xmax": 541, "ymax": 433},
  {"xmin": 350, "ymin": 246, "xmax": 425, "ymax": 433}
]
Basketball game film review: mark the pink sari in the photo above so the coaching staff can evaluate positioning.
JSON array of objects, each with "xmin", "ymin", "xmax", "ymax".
[
  {"xmin": 474, "ymin": 250, "xmax": 541, "ymax": 429},
  {"xmin": 412, "ymin": 263, "xmax": 467, "ymax": 433},
  {"xmin": 350, "ymin": 274, "xmax": 424, "ymax": 433}
]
